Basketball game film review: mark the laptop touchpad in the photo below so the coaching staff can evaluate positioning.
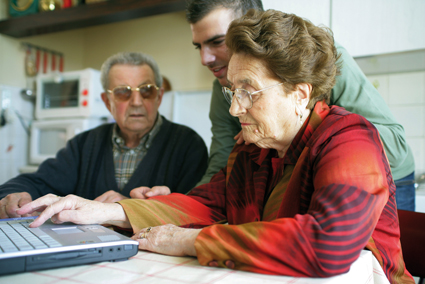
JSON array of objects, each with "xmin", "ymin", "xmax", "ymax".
[{"xmin": 52, "ymin": 227, "xmax": 84, "ymax": 234}]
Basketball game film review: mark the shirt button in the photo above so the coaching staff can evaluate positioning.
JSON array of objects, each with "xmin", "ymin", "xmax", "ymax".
[
  {"xmin": 225, "ymin": 260, "xmax": 235, "ymax": 269},
  {"xmin": 129, "ymin": 150, "xmax": 135, "ymax": 154}
]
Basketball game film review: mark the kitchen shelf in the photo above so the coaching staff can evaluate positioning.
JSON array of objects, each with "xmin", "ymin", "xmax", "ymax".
[{"xmin": 0, "ymin": 0, "xmax": 187, "ymax": 38}]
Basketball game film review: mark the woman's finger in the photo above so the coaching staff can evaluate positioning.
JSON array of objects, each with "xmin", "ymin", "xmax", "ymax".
[
  {"xmin": 17, "ymin": 193, "xmax": 60, "ymax": 216},
  {"xmin": 29, "ymin": 196, "xmax": 68, "ymax": 227}
]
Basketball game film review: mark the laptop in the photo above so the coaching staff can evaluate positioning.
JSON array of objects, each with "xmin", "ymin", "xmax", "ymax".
[{"xmin": 0, "ymin": 216, "xmax": 139, "ymax": 276}]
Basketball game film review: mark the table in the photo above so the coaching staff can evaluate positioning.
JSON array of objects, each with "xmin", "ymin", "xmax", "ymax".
[{"xmin": 0, "ymin": 250, "xmax": 390, "ymax": 284}]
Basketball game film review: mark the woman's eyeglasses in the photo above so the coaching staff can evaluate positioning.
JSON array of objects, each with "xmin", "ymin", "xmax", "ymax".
[
  {"xmin": 107, "ymin": 84, "xmax": 159, "ymax": 102},
  {"xmin": 222, "ymin": 82, "xmax": 283, "ymax": 109}
]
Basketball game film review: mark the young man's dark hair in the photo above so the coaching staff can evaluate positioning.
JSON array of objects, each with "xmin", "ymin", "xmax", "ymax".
[{"xmin": 186, "ymin": 0, "xmax": 264, "ymax": 24}]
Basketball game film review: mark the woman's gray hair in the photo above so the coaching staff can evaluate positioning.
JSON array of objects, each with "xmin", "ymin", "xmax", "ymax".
[{"xmin": 100, "ymin": 52, "xmax": 163, "ymax": 91}]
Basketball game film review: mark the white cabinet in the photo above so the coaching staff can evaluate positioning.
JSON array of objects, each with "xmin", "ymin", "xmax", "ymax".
[
  {"xmin": 159, "ymin": 90, "xmax": 212, "ymax": 151},
  {"xmin": 331, "ymin": 0, "xmax": 425, "ymax": 57},
  {"xmin": 263, "ymin": 0, "xmax": 425, "ymax": 58},
  {"xmin": 263, "ymin": 0, "xmax": 330, "ymax": 27}
]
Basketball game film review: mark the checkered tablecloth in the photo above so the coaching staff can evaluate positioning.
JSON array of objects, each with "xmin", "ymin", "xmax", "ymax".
[{"xmin": 0, "ymin": 250, "xmax": 390, "ymax": 284}]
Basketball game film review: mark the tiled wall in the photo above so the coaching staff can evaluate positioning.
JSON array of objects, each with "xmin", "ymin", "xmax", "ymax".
[
  {"xmin": 365, "ymin": 70, "xmax": 425, "ymax": 213},
  {"xmin": 355, "ymin": 49, "xmax": 425, "ymax": 212},
  {"xmin": 366, "ymin": 71, "xmax": 425, "ymax": 177}
]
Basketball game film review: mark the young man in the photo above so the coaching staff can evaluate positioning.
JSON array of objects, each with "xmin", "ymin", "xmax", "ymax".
[
  {"xmin": 186, "ymin": 0, "xmax": 416, "ymax": 210},
  {"xmin": 0, "ymin": 52, "xmax": 208, "ymax": 218}
]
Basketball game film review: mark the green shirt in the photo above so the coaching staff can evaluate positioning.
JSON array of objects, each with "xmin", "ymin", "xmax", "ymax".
[{"xmin": 196, "ymin": 43, "xmax": 414, "ymax": 186}]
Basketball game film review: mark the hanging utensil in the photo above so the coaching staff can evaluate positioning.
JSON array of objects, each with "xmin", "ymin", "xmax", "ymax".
[
  {"xmin": 35, "ymin": 48, "xmax": 40, "ymax": 74},
  {"xmin": 51, "ymin": 52, "xmax": 56, "ymax": 72},
  {"xmin": 59, "ymin": 54, "xmax": 64, "ymax": 72},
  {"xmin": 25, "ymin": 47, "xmax": 37, "ymax": 77},
  {"xmin": 43, "ymin": 50, "xmax": 48, "ymax": 73}
]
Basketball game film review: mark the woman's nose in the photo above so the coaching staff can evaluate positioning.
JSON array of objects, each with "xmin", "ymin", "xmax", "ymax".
[{"xmin": 229, "ymin": 97, "xmax": 246, "ymax": 117}]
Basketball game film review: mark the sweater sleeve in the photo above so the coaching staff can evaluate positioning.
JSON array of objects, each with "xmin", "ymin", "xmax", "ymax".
[
  {"xmin": 171, "ymin": 128, "xmax": 208, "ymax": 194},
  {"xmin": 0, "ymin": 133, "xmax": 85, "ymax": 200},
  {"xmin": 193, "ymin": 116, "xmax": 391, "ymax": 277}
]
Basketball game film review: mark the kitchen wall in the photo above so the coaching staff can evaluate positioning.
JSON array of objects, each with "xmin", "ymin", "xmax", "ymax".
[
  {"xmin": 81, "ymin": 12, "xmax": 214, "ymax": 91},
  {"xmin": 0, "ymin": 1, "xmax": 213, "ymax": 91},
  {"xmin": 0, "ymin": 2, "xmax": 214, "ymax": 184}
]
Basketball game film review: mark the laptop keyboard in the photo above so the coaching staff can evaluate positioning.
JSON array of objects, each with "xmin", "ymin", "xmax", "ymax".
[{"xmin": 0, "ymin": 220, "xmax": 62, "ymax": 253}]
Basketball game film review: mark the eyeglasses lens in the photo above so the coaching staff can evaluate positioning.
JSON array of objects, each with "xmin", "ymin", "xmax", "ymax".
[
  {"xmin": 113, "ymin": 87, "xmax": 132, "ymax": 101},
  {"xmin": 222, "ymin": 87, "xmax": 252, "ymax": 109},
  {"xmin": 236, "ymin": 90, "xmax": 249, "ymax": 109},
  {"xmin": 113, "ymin": 85, "xmax": 157, "ymax": 101},
  {"xmin": 223, "ymin": 88, "xmax": 233, "ymax": 105},
  {"xmin": 139, "ymin": 85, "xmax": 157, "ymax": 99}
]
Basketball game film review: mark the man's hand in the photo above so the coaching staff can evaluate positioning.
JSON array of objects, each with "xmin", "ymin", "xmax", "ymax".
[
  {"xmin": 234, "ymin": 130, "xmax": 250, "ymax": 145},
  {"xmin": 0, "ymin": 192, "xmax": 33, "ymax": 219},
  {"xmin": 94, "ymin": 190, "xmax": 129, "ymax": 203},
  {"xmin": 17, "ymin": 194, "xmax": 130, "ymax": 228},
  {"xmin": 129, "ymin": 186, "xmax": 171, "ymax": 199}
]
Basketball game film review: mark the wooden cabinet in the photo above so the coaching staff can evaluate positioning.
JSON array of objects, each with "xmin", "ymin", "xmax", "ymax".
[{"xmin": 0, "ymin": 0, "xmax": 186, "ymax": 38}]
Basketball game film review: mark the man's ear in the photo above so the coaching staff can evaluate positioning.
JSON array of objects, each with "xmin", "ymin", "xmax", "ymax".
[
  {"xmin": 156, "ymin": 87, "xmax": 164, "ymax": 107},
  {"xmin": 295, "ymin": 83, "xmax": 312, "ymax": 109},
  {"xmin": 101, "ymin": 92, "xmax": 112, "ymax": 112}
]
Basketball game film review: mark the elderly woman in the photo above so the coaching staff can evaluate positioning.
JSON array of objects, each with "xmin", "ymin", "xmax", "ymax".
[{"xmin": 19, "ymin": 9, "xmax": 413, "ymax": 283}]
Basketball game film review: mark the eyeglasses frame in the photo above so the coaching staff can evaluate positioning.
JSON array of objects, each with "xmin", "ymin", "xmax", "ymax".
[
  {"xmin": 106, "ymin": 83, "xmax": 160, "ymax": 101},
  {"xmin": 222, "ymin": 82, "xmax": 284, "ymax": 109}
]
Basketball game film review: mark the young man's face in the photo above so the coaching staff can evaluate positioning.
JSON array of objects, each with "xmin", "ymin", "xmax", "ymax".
[{"xmin": 190, "ymin": 8, "xmax": 236, "ymax": 87}]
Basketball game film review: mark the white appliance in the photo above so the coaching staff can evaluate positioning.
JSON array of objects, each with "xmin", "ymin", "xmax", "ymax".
[
  {"xmin": 0, "ymin": 85, "xmax": 33, "ymax": 184},
  {"xmin": 25, "ymin": 68, "xmax": 110, "ymax": 169},
  {"xmin": 159, "ymin": 90, "xmax": 212, "ymax": 151},
  {"xmin": 35, "ymin": 68, "xmax": 108, "ymax": 119},
  {"xmin": 29, "ymin": 117, "xmax": 106, "ymax": 165}
]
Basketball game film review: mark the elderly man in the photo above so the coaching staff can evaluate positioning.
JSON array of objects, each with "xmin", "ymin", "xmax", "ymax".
[
  {"xmin": 186, "ymin": 0, "xmax": 416, "ymax": 211},
  {"xmin": 0, "ymin": 52, "xmax": 208, "ymax": 219}
]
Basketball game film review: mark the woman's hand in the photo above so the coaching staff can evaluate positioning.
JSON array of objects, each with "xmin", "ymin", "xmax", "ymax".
[
  {"xmin": 16, "ymin": 194, "xmax": 130, "ymax": 228},
  {"xmin": 132, "ymin": 224, "xmax": 201, "ymax": 257}
]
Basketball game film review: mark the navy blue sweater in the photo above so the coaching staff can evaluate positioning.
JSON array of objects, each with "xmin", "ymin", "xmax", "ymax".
[{"xmin": 0, "ymin": 116, "xmax": 208, "ymax": 200}]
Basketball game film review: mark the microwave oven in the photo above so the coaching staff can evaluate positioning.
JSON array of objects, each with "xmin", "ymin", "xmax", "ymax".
[
  {"xmin": 30, "ymin": 118, "xmax": 107, "ymax": 165},
  {"xmin": 35, "ymin": 68, "xmax": 109, "ymax": 119}
]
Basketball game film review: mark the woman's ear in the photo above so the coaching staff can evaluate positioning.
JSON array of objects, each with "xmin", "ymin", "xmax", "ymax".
[{"xmin": 295, "ymin": 83, "xmax": 312, "ymax": 109}]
